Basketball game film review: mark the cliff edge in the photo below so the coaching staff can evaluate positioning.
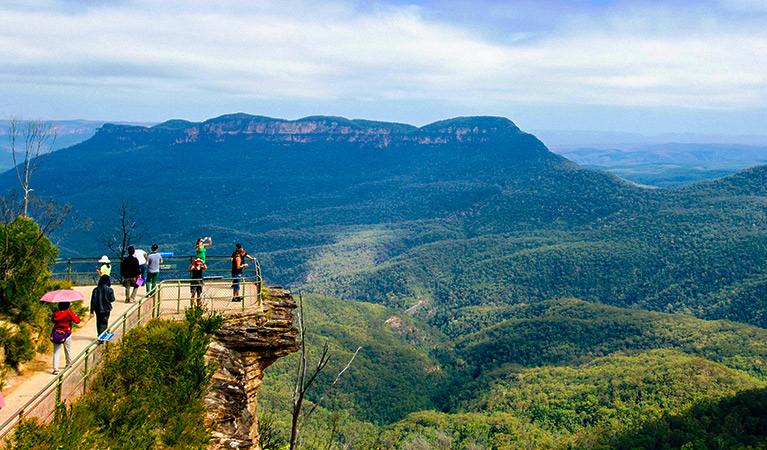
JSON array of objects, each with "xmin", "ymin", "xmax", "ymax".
[{"xmin": 204, "ymin": 287, "xmax": 300, "ymax": 450}]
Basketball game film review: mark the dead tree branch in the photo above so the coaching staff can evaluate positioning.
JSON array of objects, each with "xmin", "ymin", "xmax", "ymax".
[
  {"xmin": 289, "ymin": 291, "xmax": 361, "ymax": 450},
  {"xmin": 8, "ymin": 118, "xmax": 58, "ymax": 218}
]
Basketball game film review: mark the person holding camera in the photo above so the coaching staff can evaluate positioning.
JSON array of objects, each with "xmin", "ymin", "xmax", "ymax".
[
  {"xmin": 189, "ymin": 258, "xmax": 206, "ymax": 308},
  {"xmin": 195, "ymin": 236, "xmax": 212, "ymax": 263},
  {"xmin": 231, "ymin": 247, "xmax": 248, "ymax": 302}
]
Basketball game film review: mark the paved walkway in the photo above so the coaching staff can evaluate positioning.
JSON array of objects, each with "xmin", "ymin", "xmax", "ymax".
[{"xmin": 0, "ymin": 284, "xmax": 143, "ymax": 424}]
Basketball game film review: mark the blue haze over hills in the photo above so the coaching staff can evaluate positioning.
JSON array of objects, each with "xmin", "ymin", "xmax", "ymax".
[
  {"xmin": 4, "ymin": 118, "xmax": 767, "ymax": 187},
  {"xmin": 4, "ymin": 114, "xmax": 767, "ymax": 446},
  {"xmin": 2, "ymin": 113, "xmax": 767, "ymax": 329}
]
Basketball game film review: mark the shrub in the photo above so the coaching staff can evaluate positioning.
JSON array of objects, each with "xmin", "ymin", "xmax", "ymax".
[{"xmin": 5, "ymin": 310, "xmax": 222, "ymax": 450}]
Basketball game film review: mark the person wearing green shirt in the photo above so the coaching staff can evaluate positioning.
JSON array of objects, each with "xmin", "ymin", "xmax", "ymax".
[
  {"xmin": 97, "ymin": 255, "xmax": 112, "ymax": 285},
  {"xmin": 196, "ymin": 237, "xmax": 212, "ymax": 262}
]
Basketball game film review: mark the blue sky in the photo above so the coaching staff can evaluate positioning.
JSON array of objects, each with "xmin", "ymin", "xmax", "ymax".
[{"xmin": 1, "ymin": 0, "xmax": 766, "ymax": 134}]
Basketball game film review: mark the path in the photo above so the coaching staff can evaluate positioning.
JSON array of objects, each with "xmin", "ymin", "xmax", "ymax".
[{"xmin": 0, "ymin": 283, "xmax": 142, "ymax": 424}]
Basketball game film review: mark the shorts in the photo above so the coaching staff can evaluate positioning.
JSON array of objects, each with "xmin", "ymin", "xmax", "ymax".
[
  {"xmin": 231, "ymin": 273, "xmax": 242, "ymax": 291},
  {"xmin": 190, "ymin": 282, "xmax": 202, "ymax": 294}
]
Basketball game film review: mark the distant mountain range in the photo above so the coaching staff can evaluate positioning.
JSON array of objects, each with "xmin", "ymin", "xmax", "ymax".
[
  {"xmin": 533, "ymin": 128, "xmax": 767, "ymax": 149},
  {"xmin": 5, "ymin": 113, "xmax": 767, "ymax": 446},
  {"xmin": 531, "ymin": 128, "xmax": 767, "ymax": 187},
  {"xmin": 1, "ymin": 113, "xmax": 767, "ymax": 329},
  {"xmin": 555, "ymin": 143, "xmax": 767, "ymax": 187},
  {"xmin": 0, "ymin": 119, "xmax": 153, "ymax": 171},
  {"xmin": 4, "ymin": 118, "xmax": 767, "ymax": 186}
]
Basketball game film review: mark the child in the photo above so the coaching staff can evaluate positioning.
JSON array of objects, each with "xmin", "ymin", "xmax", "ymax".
[
  {"xmin": 50, "ymin": 302, "xmax": 81, "ymax": 375},
  {"xmin": 189, "ymin": 258, "xmax": 206, "ymax": 308},
  {"xmin": 97, "ymin": 255, "xmax": 111, "ymax": 285}
]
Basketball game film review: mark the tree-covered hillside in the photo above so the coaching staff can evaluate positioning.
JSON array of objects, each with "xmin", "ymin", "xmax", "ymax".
[
  {"xmin": 258, "ymin": 295, "xmax": 767, "ymax": 449},
  {"xmin": 6, "ymin": 113, "xmax": 767, "ymax": 329},
  {"xmin": 3, "ymin": 113, "xmax": 767, "ymax": 447}
]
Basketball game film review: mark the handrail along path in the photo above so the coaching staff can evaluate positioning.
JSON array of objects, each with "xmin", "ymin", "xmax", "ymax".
[{"xmin": 0, "ymin": 263, "xmax": 265, "ymax": 443}]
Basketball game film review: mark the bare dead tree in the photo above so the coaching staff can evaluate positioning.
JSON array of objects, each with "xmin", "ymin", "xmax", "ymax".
[
  {"xmin": 102, "ymin": 200, "xmax": 146, "ymax": 261},
  {"xmin": 290, "ymin": 291, "xmax": 361, "ymax": 450},
  {"xmin": 7, "ymin": 118, "xmax": 58, "ymax": 218},
  {"xmin": 0, "ymin": 191, "xmax": 92, "ymax": 245}
]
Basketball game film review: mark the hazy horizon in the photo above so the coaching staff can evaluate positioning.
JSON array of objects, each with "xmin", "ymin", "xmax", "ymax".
[{"xmin": 2, "ymin": 1, "xmax": 767, "ymax": 135}]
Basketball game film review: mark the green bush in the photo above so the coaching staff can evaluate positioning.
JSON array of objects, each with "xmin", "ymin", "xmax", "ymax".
[
  {"xmin": 5, "ymin": 309, "xmax": 222, "ymax": 450},
  {"xmin": 0, "ymin": 217, "xmax": 58, "ymax": 321},
  {"xmin": 4, "ymin": 324, "xmax": 35, "ymax": 368}
]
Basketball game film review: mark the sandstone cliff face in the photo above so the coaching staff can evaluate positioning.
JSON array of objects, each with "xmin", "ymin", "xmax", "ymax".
[
  {"xmin": 205, "ymin": 287, "xmax": 300, "ymax": 450},
  {"xmin": 94, "ymin": 113, "xmax": 525, "ymax": 149}
]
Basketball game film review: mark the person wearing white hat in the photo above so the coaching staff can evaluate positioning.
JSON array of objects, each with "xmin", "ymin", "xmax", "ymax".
[{"xmin": 97, "ymin": 255, "xmax": 112, "ymax": 285}]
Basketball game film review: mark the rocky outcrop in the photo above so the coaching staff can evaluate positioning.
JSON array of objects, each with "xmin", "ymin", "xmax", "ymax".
[
  {"xmin": 205, "ymin": 287, "xmax": 300, "ymax": 450},
  {"xmin": 93, "ymin": 113, "xmax": 526, "ymax": 149}
]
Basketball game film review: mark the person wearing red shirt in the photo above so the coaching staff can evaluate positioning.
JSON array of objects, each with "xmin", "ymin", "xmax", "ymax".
[{"xmin": 50, "ymin": 302, "xmax": 80, "ymax": 375}]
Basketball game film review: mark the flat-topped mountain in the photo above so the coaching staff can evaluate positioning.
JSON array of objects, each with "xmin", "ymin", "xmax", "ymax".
[
  {"xmin": 94, "ymin": 114, "xmax": 527, "ymax": 147},
  {"xmin": 91, "ymin": 113, "xmax": 543, "ymax": 158},
  {"xmin": 10, "ymin": 113, "xmax": 633, "ymax": 245},
  {"xmin": 2, "ymin": 113, "xmax": 767, "ymax": 329}
]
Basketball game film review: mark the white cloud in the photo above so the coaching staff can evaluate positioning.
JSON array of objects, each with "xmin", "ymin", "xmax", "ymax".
[{"xmin": 1, "ymin": 0, "xmax": 766, "ymax": 125}]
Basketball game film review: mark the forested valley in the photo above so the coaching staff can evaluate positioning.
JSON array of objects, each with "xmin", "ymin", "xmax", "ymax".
[{"xmin": 2, "ymin": 114, "xmax": 767, "ymax": 448}]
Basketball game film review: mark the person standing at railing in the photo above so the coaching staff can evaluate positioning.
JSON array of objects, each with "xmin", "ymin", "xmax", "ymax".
[
  {"xmin": 97, "ymin": 255, "xmax": 112, "ymax": 285},
  {"xmin": 146, "ymin": 244, "xmax": 163, "ymax": 293},
  {"xmin": 90, "ymin": 274, "xmax": 115, "ymax": 339},
  {"xmin": 231, "ymin": 243, "xmax": 256, "ymax": 264},
  {"xmin": 189, "ymin": 258, "xmax": 206, "ymax": 308},
  {"xmin": 196, "ymin": 236, "xmax": 212, "ymax": 263},
  {"xmin": 134, "ymin": 247, "xmax": 148, "ymax": 288},
  {"xmin": 231, "ymin": 247, "xmax": 248, "ymax": 302},
  {"xmin": 120, "ymin": 246, "xmax": 141, "ymax": 302},
  {"xmin": 50, "ymin": 302, "xmax": 80, "ymax": 375}
]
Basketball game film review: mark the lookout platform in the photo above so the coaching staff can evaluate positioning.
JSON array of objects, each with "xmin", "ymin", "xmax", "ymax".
[{"xmin": 0, "ymin": 276, "xmax": 266, "ymax": 439}]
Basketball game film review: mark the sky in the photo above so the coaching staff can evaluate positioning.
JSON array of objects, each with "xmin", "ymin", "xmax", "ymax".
[{"xmin": 1, "ymin": 0, "xmax": 767, "ymax": 135}]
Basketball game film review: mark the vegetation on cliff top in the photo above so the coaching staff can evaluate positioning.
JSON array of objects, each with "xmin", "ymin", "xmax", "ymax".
[
  {"xmin": 0, "ymin": 216, "xmax": 83, "ymax": 375},
  {"xmin": 6, "ymin": 309, "xmax": 221, "ymax": 450}
]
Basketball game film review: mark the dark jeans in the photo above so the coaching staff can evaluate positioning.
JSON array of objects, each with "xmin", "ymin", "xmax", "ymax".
[
  {"xmin": 96, "ymin": 311, "xmax": 111, "ymax": 337},
  {"xmin": 147, "ymin": 272, "xmax": 159, "ymax": 291}
]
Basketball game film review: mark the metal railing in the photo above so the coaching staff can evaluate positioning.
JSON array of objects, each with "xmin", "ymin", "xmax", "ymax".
[
  {"xmin": 50, "ymin": 255, "xmax": 258, "ymax": 286},
  {"xmin": 0, "ymin": 269, "xmax": 265, "ymax": 443}
]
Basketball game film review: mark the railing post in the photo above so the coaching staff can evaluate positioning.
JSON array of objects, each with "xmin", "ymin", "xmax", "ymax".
[
  {"xmin": 158, "ymin": 285, "xmax": 163, "ymax": 317},
  {"xmin": 67, "ymin": 258, "xmax": 72, "ymax": 284},
  {"xmin": 54, "ymin": 376, "xmax": 64, "ymax": 421},
  {"xmin": 83, "ymin": 348, "xmax": 90, "ymax": 393},
  {"xmin": 256, "ymin": 260, "xmax": 263, "ymax": 308}
]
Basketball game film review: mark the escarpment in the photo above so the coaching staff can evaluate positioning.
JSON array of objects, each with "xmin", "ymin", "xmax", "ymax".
[
  {"xmin": 204, "ymin": 287, "xmax": 300, "ymax": 450},
  {"xmin": 93, "ymin": 113, "xmax": 528, "ymax": 148}
]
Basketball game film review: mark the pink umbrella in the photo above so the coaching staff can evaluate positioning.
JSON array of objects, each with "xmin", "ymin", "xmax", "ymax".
[{"xmin": 40, "ymin": 289, "xmax": 84, "ymax": 303}]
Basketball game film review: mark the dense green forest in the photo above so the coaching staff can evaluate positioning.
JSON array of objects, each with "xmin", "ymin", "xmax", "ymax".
[
  {"xmin": 3, "ymin": 114, "xmax": 767, "ymax": 447},
  {"xmin": 6, "ymin": 309, "xmax": 220, "ymax": 450},
  {"xmin": 3, "ymin": 114, "xmax": 765, "ymax": 330},
  {"xmin": 257, "ymin": 294, "xmax": 767, "ymax": 449}
]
